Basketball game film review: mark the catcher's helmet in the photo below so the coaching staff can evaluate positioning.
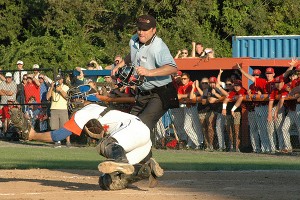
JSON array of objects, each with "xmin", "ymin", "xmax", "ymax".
[
  {"xmin": 115, "ymin": 65, "xmax": 145, "ymax": 87},
  {"xmin": 67, "ymin": 84, "xmax": 100, "ymax": 113}
]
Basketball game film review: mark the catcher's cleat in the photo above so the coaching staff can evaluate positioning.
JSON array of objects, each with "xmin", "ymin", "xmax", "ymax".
[
  {"xmin": 98, "ymin": 160, "xmax": 134, "ymax": 175},
  {"xmin": 147, "ymin": 158, "xmax": 164, "ymax": 188}
]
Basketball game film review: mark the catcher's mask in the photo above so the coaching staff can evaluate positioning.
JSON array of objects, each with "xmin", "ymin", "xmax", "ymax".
[
  {"xmin": 67, "ymin": 84, "xmax": 100, "ymax": 113},
  {"xmin": 115, "ymin": 65, "xmax": 145, "ymax": 87}
]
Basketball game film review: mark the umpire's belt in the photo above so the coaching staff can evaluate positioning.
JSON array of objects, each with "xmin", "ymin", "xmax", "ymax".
[{"xmin": 138, "ymin": 85, "xmax": 167, "ymax": 96}]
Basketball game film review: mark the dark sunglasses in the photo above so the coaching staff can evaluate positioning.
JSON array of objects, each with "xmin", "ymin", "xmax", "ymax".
[
  {"xmin": 201, "ymin": 82, "xmax": 209, "ymax": 85},
  {"xmin": 226, "ymin": 83, "xmax": 232, "ymax": 86}
]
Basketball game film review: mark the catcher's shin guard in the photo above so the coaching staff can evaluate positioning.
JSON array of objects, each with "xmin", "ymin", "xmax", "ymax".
[{"xmin": 96, "ymin": 137, "xmax": 129, "ymax": 163}]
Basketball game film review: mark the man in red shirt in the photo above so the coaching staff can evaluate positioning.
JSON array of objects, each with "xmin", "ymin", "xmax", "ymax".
[
  {"xmin": 24, "ymin": 75, "xmax": 40, "ymax": 103},
  {"xmin": 222, "ymin": 80, "xmax": 247, "ymax": 152},
  {"xmin": 280, "ymin": 68, "xmax": 300, "ymax": 153},
  {"xmin": 178, "ymin": 72, "xmax": 203, "ymax": 149},
  {"xmin": 246, "ymin": 69, "xmax": 263, "ymax": 153},
  {"xmin": 269, "ymin": 76, "xmax": 291, "ymax": 153}
]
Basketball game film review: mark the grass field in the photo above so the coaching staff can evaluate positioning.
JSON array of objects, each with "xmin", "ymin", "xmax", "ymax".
[{"xmin": 1, "ymin": 140, "xmax": 300, "ymax": 171}]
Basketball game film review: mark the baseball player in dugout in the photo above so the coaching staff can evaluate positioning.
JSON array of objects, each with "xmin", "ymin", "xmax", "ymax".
[
  {"xmin": 112, "ymin": 14, "xmax": 179, "ymax": 139},
  {"xmin": 9, "ymin": 84, "xmax": 164, "ymax": 190}
]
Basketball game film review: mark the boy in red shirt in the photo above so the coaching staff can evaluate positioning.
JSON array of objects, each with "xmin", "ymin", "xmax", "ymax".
[{"xmin": 222, "ymin": 80, "xmax": 247, "ymax": 152}]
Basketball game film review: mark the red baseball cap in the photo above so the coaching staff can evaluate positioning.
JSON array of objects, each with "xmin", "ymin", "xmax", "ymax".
[
  {"xmin": 265, "ymin": 67, "xmax": 274, "ymax": 74},
  {"xmin": 252, "ymin": 69, "xmax": 261, "ymax": 75},
  {"xmin": 295, "ymin": 64, "xmax": 300, "ymax": 71},
  {"xmin": 176, "ymin": 70, "xmax": 183, "ymax": 76},
  {"xmin": 274, "ymin": 76, "xmax": 284, "ymax": 83},
  {"xmin": 233, "ymin": 80, "xmax": 242, "ymax": 86},
  {"xmin": 209, "ymin": 76, "xmax": 217, "ymax": 83}
]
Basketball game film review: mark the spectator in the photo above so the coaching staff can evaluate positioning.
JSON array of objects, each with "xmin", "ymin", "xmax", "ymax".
[
  {"xmin": 174, "ymin": 48, "xmax": 190, "ymax": 59},
  {"xmin": 191, "ymin": 42, "xmax": 215, "ymax": 58},
  {"xmin": 46, "ymin": 74, "xmax": 71, "ymax": 147},
  {"xmin": 24, "ymin": 96, "xmax": 41, "ymax": 130},
  {"xmin": 207, "ymin": 76, "xmax": 228, "ymax": 151},
  {"xmin": 75, "ymin": 62, "xmax": 99, "ymax": 85},
  {"xmin": 13, "ymin": 60, "xmax": 27, "ymax": 85},
  {"xmin": 178, "ymin": 72, "xmax": 204, "ymax": 149},
  {"xmin": 246, "ymin": 69, "xmax": 263, "ymax": 153},
  {"xmin": 2, "ymin": 99, "xmax": 19, "ymax": 135},
  {"xmin": 105, "ymin": 55, "xmax": 123, "ymax": 70},
  {"xmin": 24, "ymin": 74, "xmax": 40, "ymax": 103},
  {"xmin": 190, "ymin": 77, "xmax": 215, "ymax": 151},
  {"xmin": 0, "ymin": 72, "xmax": 17, "ymax": 104},
  {"xmin": 90, "ymin": 60, "xmax": 103, "ymax": 70},
  {"xmin": 169, "ymin": 70, "xmax": 187, "ymax": 144},
  {"xmin": 38, "ymin": 74, "xmax": 52, "ymax": 102},
  {"xmin": 0, "ymin": 68, "xmax": 5, "ymax": 82},
  {"xmin": 222, "ymin": 80, "xmax": 247, "ymax": 152},
  {"xmin": 13, "ymin": 61, "xmax": 27, "ymax": 109},
  {"xmin": 271, "ymin": 77, "xmax": 292, "ymax": 153},
  {"xmin": 32, "ymin": 64, "xmax": 40, "ymax": 80}
]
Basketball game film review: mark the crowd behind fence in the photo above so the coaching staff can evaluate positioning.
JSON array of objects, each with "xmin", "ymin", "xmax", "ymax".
[{"xmin": 0, "ymin": 68, "xmax": 299, "ymax": 154}]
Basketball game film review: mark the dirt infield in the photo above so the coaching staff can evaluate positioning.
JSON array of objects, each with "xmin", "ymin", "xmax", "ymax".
[{"xmin": 0, "ymin": 169, "xmax": 299, "ymax": 200}]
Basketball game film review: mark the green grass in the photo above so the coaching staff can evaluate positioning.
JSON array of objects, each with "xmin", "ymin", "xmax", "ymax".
[{"xmin": 1, "ymin": 142, "xmax": 300, "ymax": 171}]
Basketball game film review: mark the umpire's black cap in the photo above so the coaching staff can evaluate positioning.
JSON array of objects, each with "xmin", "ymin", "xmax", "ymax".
[{"xmin": 137, "ymin": 14, "xmax": 156, "ymax": 31}]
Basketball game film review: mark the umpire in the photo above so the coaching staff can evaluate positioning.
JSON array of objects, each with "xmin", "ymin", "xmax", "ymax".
[{"xmin": 113, "ymin": 14, "xmax": 178, "ymax": 141}]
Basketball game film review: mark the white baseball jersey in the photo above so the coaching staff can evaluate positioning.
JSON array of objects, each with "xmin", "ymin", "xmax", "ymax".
[{"xmin": 64, "ymin": 104, "xmax": 151, "ymax": 164}]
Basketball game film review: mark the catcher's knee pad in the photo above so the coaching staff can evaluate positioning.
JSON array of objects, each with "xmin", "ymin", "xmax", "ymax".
[
  {"xmin": 96, "ymin": 137, "xmax": 128, "ymax": 162},
  {"xmin": 99, "ymin": 172, "xmax": 129, "ymax": 190}
]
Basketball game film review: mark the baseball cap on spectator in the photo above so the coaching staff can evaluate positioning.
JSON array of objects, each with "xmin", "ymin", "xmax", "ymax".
[
  {"xmin": 176, "ymin": 70, "xmax": 182, "ymax": 76},
  {"xmin": 233, "ymin": 80, "xmax": 242, "ymax": 86},
  {"xmin": 17, "ymin": 60, "xmax": 24, "ymax": 65},
  {"xmin": 265, "ymin": 67, "xmax": 274, "ymax": 74},
  {"xmin": 137, "ymin": 14, "xmax": 156, "ymax": 31},
  {"xmin": 33, "ymin": 64, "xmax": 39, "ymax": 69},
  {"xmin": 5, "ymin": 72, "xmax": 12, "ymax": 77},
  {"xmin": 252, "ymin": 69, "xmax": 261, "ymax": 76},
  {"xmin": 55, "ymin": 74, "xmax": 63, "ymax": 80},
  {"xmin": 209, "ymin": 76, "xmax": 217, "ymax": 83},
  {"xmin": 274, "ymin": 76, "xmax": 284, "ymax": 83}
]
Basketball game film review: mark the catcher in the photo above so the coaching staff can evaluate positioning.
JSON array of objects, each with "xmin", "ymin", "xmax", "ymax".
[{"xmin": 9, "ymin": 84, "xmax": 164, "ymax": 190}]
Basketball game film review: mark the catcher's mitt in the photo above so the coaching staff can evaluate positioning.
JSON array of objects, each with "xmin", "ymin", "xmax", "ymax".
[
  {"xmin": 9, "ymin": 107, "xmax": 32, "ymax": 140},
  {"xmin": 83, "ymin": 119, "xmax": 105, "ymax": 140}
]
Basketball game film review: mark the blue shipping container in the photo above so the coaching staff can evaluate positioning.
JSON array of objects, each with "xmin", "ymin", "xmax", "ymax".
[{"xmin": 232, "ymin": 35, "xmax": 300, "ymax": 59}]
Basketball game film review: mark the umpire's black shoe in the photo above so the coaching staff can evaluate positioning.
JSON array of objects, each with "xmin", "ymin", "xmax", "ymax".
[{"xmin": 147, "ymin": 158, "xmax": 164, "ymax": 188}]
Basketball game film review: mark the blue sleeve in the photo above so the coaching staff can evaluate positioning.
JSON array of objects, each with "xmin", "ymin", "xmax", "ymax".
[{"xmin": 51, "ymin": 128, "xmax": 73, "ymax": 142}]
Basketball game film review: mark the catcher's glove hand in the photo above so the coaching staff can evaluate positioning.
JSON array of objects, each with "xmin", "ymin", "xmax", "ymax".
[
  {"xmin": 84, "ymin": 119, "xmax": 105, "ymax": 140},
  {"xmin": 9, "ymin": 107, "xmax": 32, "ymax": 140}
]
